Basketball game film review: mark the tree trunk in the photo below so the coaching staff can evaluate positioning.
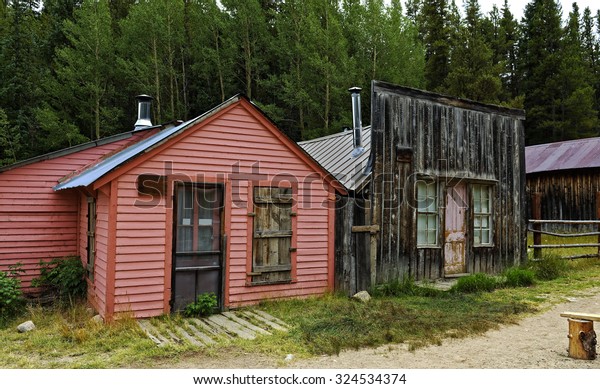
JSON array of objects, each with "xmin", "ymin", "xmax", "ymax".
[{"xmin": 567, "ymin": 319, "xmax": 597, "ymax": 360}]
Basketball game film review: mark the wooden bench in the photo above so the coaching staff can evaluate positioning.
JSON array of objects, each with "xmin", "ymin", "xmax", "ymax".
[{"xmin": 560, "ymin": 312, "xmax": 599, "ymax": 360}]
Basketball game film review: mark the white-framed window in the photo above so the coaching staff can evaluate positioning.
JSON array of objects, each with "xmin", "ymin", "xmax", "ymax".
[
  {"xmin": 416, "ymin": 180, "xmax": 438, "ymax": 246},
  {"xmin": 473, "ymin": 185, "xmax": 493, "ymax": 246}
]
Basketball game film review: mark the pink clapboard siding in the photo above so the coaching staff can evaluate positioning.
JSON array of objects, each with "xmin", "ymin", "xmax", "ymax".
[
  {"xmin": 0, "ymin": 130, "xmax": 156, "ymax": 289},
  {"xmin": 99, "ymin": 100, "xmax": 336, "ymax": 317}
]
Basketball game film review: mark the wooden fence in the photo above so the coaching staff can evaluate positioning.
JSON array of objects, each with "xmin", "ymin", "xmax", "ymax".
[{"xmin": 528, "ymin": 219, "xmax": 600, "ymax": 259}]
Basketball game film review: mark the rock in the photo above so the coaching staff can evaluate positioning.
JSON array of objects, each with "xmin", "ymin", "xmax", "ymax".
[
  {"xmin": 285, "ymin": 354, "xmax": 294, "ymax": 361},
  {"xmin": 353, "ymin": 291, "xmax": 371, "ymax": 303},
  {"xmin": 91, "ymin": 315, "xmax": 104, "ymax": 324},
  {"xmin": 17, "ymin": 321, "xmax": 35, "ymax": 333}
]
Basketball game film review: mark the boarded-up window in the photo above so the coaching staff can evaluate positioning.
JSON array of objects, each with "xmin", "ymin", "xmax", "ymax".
[
  {"xmin": 252, "ymin": 187, "xmax": 293, "ymax": 284},
  {"xmin": 473, "ymin": 185, "xmax": 493, "ymax": 246},
  {"xmin": 86, "ymin": 197, "xmax": 96, "ymax": 281},
  {"xmin": 416, "ymin": 181, "xmax": 438, "ymax": 246}
]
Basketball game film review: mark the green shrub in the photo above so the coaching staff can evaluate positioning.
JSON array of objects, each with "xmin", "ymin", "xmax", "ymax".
[
  {"xmin": 529, "ymin": 254, "xmax": 569, "ymax": 281},
  {"xmin": 183, "ymin": 292, "xmax": 218, "ymax": 317},
  {"xmin": 450, "ymin": 273, "xmax": 499, "ymax": 293},
  {"xmin": 32, "ymin": 256, "xmax": 86, "ymax": 301},
  {"xmin": 503, "ymin": 267, "xmax": 535, "ymax": 287},
  {"xmin": 0, "ymin": 270, "xmax": 23, "ymax": 321}
]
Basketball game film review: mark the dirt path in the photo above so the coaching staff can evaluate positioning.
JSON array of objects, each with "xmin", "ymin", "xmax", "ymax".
[{"xmin": 168, "ymin": 291, "xmax": 600, "ymax": 369}]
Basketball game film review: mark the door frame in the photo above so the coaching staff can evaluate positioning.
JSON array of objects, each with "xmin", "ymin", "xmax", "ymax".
[{"xmin": 170, "ymin": 181, "xmax": 226, "ymax": 312}]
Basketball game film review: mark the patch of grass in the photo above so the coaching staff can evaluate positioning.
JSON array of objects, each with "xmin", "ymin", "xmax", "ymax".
[
  {"xmin": 371, "ymin": 277, "xmax": 443, "ymax": 298},
  {"xmin": 450, "ymin": 273, "xmax": 499, "ymax": 293},
  {"xmin": 1, "ymin": 253, "xmax": 600, "ymax": 367},
  {"xmin": 502, "ymin": 267, "xmax": 536, "ymax": 287},
  {"xmin": 0, "ymin": 303, "xmax": 213, "ymax": 368},
  {"xmin": 529, "ymin": 253, "xmax": 570, "ymax": 280}
]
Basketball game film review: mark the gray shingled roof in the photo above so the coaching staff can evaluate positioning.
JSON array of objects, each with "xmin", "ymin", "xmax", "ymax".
[
  {"xmin": 299, "ymin": 127, "xmax": 371, "ymax": 192},
  {"xmin": 526, "ymin": 136, "xmax": 600, "ymax": 174}
]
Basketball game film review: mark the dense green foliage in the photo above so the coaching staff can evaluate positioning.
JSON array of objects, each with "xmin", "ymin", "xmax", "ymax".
[
  {"xmin": 183, "ymin": 292, "xmax": 218, "ymax": 317},
  {"xmin": 1, "ymin": 0, "xmax": 600, "ymax": 167},
  {"xmin": 450, "ymin": 273, "xmax": 499, "ymax": 293},
  {"xmin": 31, "ymin": 256, "xmax": 87, "ymax": 302},
  {"xmin": 502, "ymin": 267, "xmax": 536, "ymax": 287},
  {"xmin": 0, "ymin": 270, "xmax": 23, "ymax": 322}
]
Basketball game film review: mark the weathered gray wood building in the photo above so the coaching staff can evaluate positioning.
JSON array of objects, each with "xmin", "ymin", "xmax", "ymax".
[
  {"xmin": 526, "ymin": 137, "xmax": 600, "ymax": 223},
  {"xmin": 370, "ymin": 81, "xmax": 527, "ymax": 282}
]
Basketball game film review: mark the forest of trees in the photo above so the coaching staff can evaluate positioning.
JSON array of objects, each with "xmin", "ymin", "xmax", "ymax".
[{"xmin": 1, "ymin": 0, "xmax": 600, "ymax": 166}]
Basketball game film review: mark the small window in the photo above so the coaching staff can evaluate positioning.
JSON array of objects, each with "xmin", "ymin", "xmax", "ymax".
[
  {"xmin": 416, "ymin": 181, "xmax": 438, "ymax": 246},
  {"xmin": 86, "ymin": 197, "xmax": 96, "ymax": 281},
  {"xmin": 473, "ymin": 185, "xmax": 493, "ymax": 246},
  {"xmin": 251, "ymin": 186, "xmax": 293, "ymax": 284}
]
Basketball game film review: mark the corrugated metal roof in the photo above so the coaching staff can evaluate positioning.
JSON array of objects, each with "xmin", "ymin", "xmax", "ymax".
[
  {"xmin": 526, "ymin": 136, "xmax": 600, "ymax": 174},
  {"xmin": 54, "ymin": 95, "xmax": 242, "ymax": 191},
  {"xmin": 299, "ymin": 127, "xmax": 371, "ymax": 192},
  {"xmin": 0, "ymin": 127, "xmax": 158, "ymax": 173}
]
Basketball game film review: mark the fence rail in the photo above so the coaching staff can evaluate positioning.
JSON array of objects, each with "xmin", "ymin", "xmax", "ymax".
[
  {"xmin": 529, "ymin": 192, "xmax": 600, "ymax": 260},
  {"xmin": 527, "ymin": 219, "xmax": 600, "ymax": 259}
]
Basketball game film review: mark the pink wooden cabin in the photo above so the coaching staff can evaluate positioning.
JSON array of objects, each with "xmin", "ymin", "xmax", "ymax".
[{"xmin": 0, "ymin": 96, "xmax": 343, "ymax": 319}]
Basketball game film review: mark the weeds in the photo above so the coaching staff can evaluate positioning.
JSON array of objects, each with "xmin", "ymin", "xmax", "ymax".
[
  {"xmin": 31, "ymin": 256, "xmax": 87, "ymax": 302},
  {"xmin": 502, "ymin": 267, "xmax": 536, "ymax": 287},
  {"xmin": 0, "ymin": 270, "xmax": 23, "ymax": 324},
  {"xmin": 450, "ymin": 273, "xmax": 499, "ymax": 293},
  {"xmin": 371, "ymin": 277, "xmax": 443, "ymax": 298},
  {"xmin": 529, "ymin": 253, "xmax": 569, "ymax": 280}
]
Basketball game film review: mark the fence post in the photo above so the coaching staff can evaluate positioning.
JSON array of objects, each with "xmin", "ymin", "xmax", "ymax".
[
  {"xmin": 532, "ymin": 192, "xmax": 542, "ymax": 259},
  {"xmin": 597, "ymin": 192, "xmax": 600, "ymax": 258}
]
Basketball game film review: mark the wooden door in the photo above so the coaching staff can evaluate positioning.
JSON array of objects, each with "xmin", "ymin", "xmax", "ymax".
[
  {"xmin": 172, "ymin": 184, "xmax": 223, "ymax": 312},
  {"xmin": 444, "ymin": 183, "xmax": 467, "ymax": 275}
]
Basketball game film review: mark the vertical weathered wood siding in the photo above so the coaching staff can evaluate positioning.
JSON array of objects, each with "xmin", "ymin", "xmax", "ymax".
[
  {"xmin": 108, "ymin": 102, "xmax": 333, "ymax": 317},
  {"xmin": 527, "ymin": 169, "xmax": 600, "ymax": 222},
  {"xmin": 370, "ymin": 81, "xmax": 526, "ymax": 282},
  {"xmin": 0, "ymin": 135, "xmax": 152, "ymax": 289}
]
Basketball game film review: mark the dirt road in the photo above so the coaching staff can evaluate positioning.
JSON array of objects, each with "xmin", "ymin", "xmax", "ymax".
[{"xmin": 170, "ymin": 290, "xmax": 600, "ymax": 369}]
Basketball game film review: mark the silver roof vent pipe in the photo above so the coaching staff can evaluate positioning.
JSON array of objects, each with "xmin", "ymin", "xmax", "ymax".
[
  {"xmin": 349, "ymin": 87, "xmax": 365, "ymax": 158},
  {"xmin": 134, "ymin": 94, "xmax": 153, "ymax": 130}
]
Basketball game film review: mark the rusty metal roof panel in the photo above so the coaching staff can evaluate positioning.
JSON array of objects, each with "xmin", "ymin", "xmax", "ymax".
[
  {"xmin": 299, "ymin": 127, "xmax": 371, "ymax": 192},
  {"xmin": 526, "ymin": 137, "xmax": 600, "ymax": 174}
]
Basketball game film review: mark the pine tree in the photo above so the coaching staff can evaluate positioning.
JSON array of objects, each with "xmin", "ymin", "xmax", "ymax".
[
  {"xmin": 499, "ymin": 0, "xmax": 521, "ymax": 101},
  {"xmin": 418, "ymin": 0, "xmax": 451, "ymax": 91},
  {"xmin": 0, "ymin": 0, "xmax": 45, "ymax": 159},
  {"xmin": 0, "ymin": 108, "xmax": 21, "ymax": 167},
  {"xmin": 119, "ymin": 0, "xmax": 186, "ymax": 124},
  {"xmin": 521, "ymin": 0, "xmax": 565, "ymax": 144},
  {"xmin": 45, "ymin": 0, "xmax": 118, "ymax": 142},
  {"xmin": 444, "ymin": 0, "xmax": 501, "ymax": 102},
  {"xmin": 559, "ymin": 3, "xmax": 598, "ymax": 139},
  {"xmin": 221, "ymin": 0, "xmax": 271, "ymax": 101}
]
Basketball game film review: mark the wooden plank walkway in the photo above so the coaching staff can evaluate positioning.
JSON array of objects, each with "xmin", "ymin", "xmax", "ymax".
[{"xmin": 138, "ymin": 310, "xmax": 290, "ymax": 347}]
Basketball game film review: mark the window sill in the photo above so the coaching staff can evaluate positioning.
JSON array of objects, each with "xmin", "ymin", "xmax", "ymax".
[
  {"xmin": 246, "ymin": 279, "xmax": 295, "ymax": 287},
  {"xmin": 417, "ymin": 245, "xmax": 442, "ymax": 249}
]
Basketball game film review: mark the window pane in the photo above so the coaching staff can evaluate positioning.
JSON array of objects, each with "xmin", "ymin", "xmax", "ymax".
[
  {"xmin": 177, "ymin": 226, "xmax": 193, "ymax": 252},
  {"xmin": 474, "ymin": 230, "xmax": 481, "ymax": 245},
  {"xmin": 427, "ymin": 230, "xmax": 436, "ymax": 244},
  {"xmin": 482, "ymin": 229, "xmax": 490, "ymax": 244}
]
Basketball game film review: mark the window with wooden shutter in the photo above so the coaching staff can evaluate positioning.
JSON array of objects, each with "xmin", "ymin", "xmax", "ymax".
[{"xmin": 251, "ymin": 186, "xmax": 293, "ymax": 284}]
